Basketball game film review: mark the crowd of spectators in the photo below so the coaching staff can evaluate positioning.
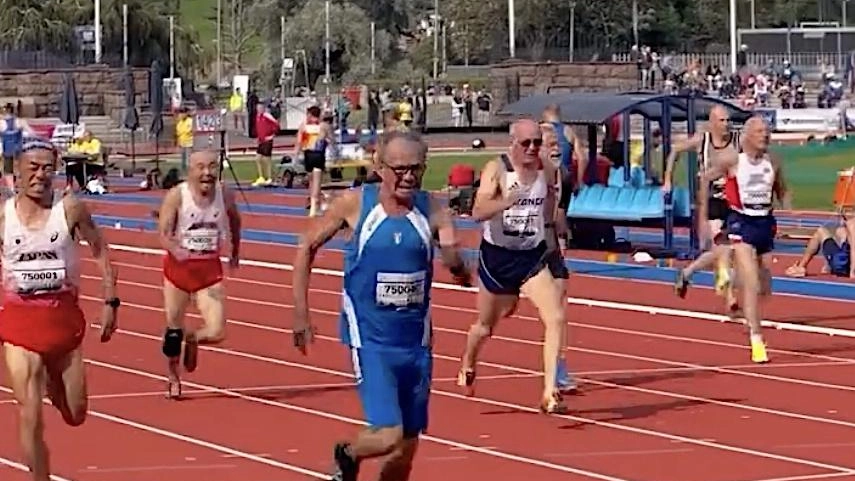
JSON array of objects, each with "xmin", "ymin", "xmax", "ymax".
[{"xmin": 630, "ymin": 44, "xmax": 847, "ymax": 110}]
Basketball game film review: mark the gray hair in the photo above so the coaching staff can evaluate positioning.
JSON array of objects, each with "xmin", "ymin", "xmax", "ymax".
[{"xmin": 376, "ymin": 130, "xmax": 428, "ymax": 164}]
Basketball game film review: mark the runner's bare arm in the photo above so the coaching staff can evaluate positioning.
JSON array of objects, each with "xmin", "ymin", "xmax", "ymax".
[
  {"xmin": 293, "ymin": 190, "xmax": 360, "ymax": 322},
  {"xmin": 697, "ymin": 173, "xmax": 711, "ymax": 221},
  {"xmin": 68, "ymin": 196, "xmax": 117, "ymax": 299},
  {"xmin": 470, "ymin": 159, "xmax": 511, "ymax": 222},
  {"xmin": 294, "ymin": 123, "xmax": 304, "ymax": 156},
  {"xmin": 157, "ymin": 187, "xmax": 182, "ymax": 255},
  {"xmin": 770, "ymin": 153, "xmax": 792, "ymax": 210},
  {"xmin": 429, "ymin": 196, "xmax": 468, "ymax": 281},
  {"xmin": 222, "ymin": 186, "xmax": 242, "ymax": 259},
  {"xmin": 663, "ymin": 133, "xmax": 702, "ymax": 188}
]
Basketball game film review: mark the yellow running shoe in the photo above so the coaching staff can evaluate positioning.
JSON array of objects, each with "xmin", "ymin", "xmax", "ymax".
[
  {"xmin": 751, "ymin": 338, "xmax": 769, "ymax": 363},
  {"xmin": 714, "ymin": 261, "xmax": 731, "ymax": 296}
]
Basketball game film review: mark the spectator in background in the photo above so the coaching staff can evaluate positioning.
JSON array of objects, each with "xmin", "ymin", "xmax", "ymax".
[
  {"xmin": 397, "ymin": 97, "xmax": 413, "ymax": 130},
  {"xmin": 0, "ymin": 102, "xmax": 33, "ymax": 191},
  {"xmin": 462, "ymin": 84, "xmax": 474, "ymax": 128},
  {"xmin": 367, "ymin": 90, "xmax": 380, "ymax": 133},
  {"xmin": 175, "ymin": 107, "xmax": 194, "ymax": 175},
  {"xmin": 65, "ymin": 130, "xmax": 104, "ymax": 192},
  {"xmin": 413, "ymin": 88, "xmax": 426, "ymax": 132},
  {"xmin": 229, "ymin": 88, "xmax": 246, "ymax": 132},
  {"xmin": 451, "ymin": 93, "xmax": 464, "ymax": 128},
  {"xmin": 253, "ymin": 102, "xmax": 279, "ymax": 187},
  {"xmin": 476, "ymin": 90, "xmax": 491, "ymax": 124},
  {"xmin": 268, "ymin": 89, "xmax": 283, "ymax": 121}
]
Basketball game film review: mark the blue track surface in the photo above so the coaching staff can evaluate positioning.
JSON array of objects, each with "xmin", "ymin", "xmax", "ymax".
[
  {"xmin": 97, "ymin": 192, "xmax": 820, "ymax": 254},
  {"xmin": 96, "ymin": 212, "xmax": 855, "ymax": 302}
]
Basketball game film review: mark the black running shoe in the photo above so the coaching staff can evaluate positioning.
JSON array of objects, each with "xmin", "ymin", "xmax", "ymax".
[
  {"xmin": 674, "ymin": 269, "xmax": 690, "ymax": 299},
  {"xmin": 329, "ymin": 442, "xmax": 359, "ymax": 481}
]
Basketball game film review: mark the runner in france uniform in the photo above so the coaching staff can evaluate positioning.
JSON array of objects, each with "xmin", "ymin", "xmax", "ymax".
[
  {"xmin": 705, "ymin": 116, "xmax": 790, "ymax": 363},
  {"xmin": 0, "ymin": 140, "xmax": 118, "ymax": 481},
  {"xmin": 291, "ymin": 131, "xmax": 470, "ymax": 481},
  {"xmin": 158, "ymin": 150, "xmax": 241, "ymax": 398},
  {"xmin": 665, "ymin": 105, "xmax": 740, "ymax": 300},
  {"xmin": 458, "ymin": 119, "xmax": 572, "ymax": 414}
]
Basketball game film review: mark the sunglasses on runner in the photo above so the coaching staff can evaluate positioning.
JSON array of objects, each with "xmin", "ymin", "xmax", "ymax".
[{"xmin": 516, "ymin": 138, "xmax": 543, "ymax": 149}]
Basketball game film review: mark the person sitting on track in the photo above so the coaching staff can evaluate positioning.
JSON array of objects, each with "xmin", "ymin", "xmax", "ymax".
[
  {"xmin": 785, "ymin": 216, "xmax": 855, "ymax": 278},
  {"xmin": 457, "ymin": 118, "xmax": 572, "ymax": 414},
  {"xmin": 664, "ymin": 105, "xmax": 740, "ymax": 301},
  {"xmin": 703, "ymin": 116, "xmax": 791, "ymax": 363},
  {"xmin": 0, "ymin": 139, "xmax": 119, "ymax": 481},
  {"xmin": 157, "ymin": 150, "xmax": 242, "ymax": 398},
  {"xmin": 291, "ymin": 130, "xmax": 471, "ymax": 481}
]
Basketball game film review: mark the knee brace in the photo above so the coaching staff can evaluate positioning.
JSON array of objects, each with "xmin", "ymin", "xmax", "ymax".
[{"xmin": 162, "ymin": 328, "xmax": 184, "ymax": 358}]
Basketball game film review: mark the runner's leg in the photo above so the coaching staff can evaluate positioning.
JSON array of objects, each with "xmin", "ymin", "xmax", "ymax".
[
  {"xmin": 458, "ymin": 285, "xmax": 518, "ymax": 395},
  {"xmin": 163, "ymin": 277, "xmax": 191, "ymax": 396},
  {"xmin": 521, "ymin": 266, "xmax": 567, "ymax": 412},
  {"xmin": 185, "ymin": 281, "xmax": 227, "ymax": 372},
  {"xmin": 45, "ymin": 346, "xmax": 87, "ymax": 427},
  {"xmin": 4, "ymin": 343, "xmax": 51, "ymax": 481}
]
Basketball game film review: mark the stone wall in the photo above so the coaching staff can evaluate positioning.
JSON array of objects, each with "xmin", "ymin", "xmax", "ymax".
[
  {"xmin": 489, "ymin": 61, "xmax": 637, "ymax": 114},
  {"xmin": 0, "ymin": 65, "xmax": 149, "ymax": 118}
]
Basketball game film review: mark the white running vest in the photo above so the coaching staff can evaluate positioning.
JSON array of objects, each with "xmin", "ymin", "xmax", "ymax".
[
  {"xmin": 176, "ymin": 183, "xmax": 228, "ymax": 259},
  {"xmin": 481, "ymin": 157, "xmax": 548, "ymax": 250},
  {"xmin": 726, "ymin": 152, "xmax": 775, "ymax": 216},
  {"xmin": 2, "ymin": 195, "xmax": 78, "ymax": 302}
]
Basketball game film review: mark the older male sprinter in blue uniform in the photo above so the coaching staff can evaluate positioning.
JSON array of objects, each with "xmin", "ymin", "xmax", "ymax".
[{"xmin": 291, "ymin": 131, "xmax": 471, "ymax": 481}]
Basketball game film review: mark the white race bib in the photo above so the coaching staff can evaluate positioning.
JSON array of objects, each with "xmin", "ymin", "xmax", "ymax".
[
  {"xmin": 375, "ymin": 271, "xmax": 426, "ymax": 307},
  {"xmin": 503, "ymin": 210, "xmax": 536, "ymax": 237},
  {"xmin": 13, "ymin": 267, "xmax": 66, "ymax": 293},
  {"xmin": 181, "ymin": 229, "xmax": 219, "ymax": 252}
]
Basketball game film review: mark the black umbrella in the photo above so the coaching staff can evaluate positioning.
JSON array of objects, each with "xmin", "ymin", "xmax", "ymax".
[
  {"xmin": 148, "ymin": 60, "xmax": 164, "ymax": 171},
  {"xmin": 59, "ymin": 73, "xmax": 83, "ymax": 189},
  {"xmin": 59, "ymin": 73, "xmax": 81, "ymax": 127},
  {"xmin": 122, "ymin": 68, "xmax": 141, "ymax": 174}
]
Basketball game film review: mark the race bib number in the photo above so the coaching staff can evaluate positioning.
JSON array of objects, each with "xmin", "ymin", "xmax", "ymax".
[
  {"xmin": 502, "ymin": 211, "xmax": 537, "ymax": 237},
  {"xmin": 13, "ymin": 268, "xmax": 66, "ymax": 293},
  {"xmin": 375, "ymin": 271, "xmax": 426, "ymax": 307},
  {"xmin": 181, "ymin": 229, "xmax": 219, "ymax": 252}
]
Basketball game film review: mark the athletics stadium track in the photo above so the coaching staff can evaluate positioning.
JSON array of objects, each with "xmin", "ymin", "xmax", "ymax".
[{"xmin": 2, "ymin": 188, "xmax": 855, "ymax": 481}]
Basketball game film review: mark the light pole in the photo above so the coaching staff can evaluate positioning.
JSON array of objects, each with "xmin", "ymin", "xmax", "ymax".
[{"xmin": 94, "ymin": 0, "xmax": 102, "ymax": 63}]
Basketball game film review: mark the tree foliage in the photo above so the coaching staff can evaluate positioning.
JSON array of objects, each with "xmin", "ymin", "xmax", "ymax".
[{"xmin": 0, "ymin": 0, "xmax": 201, "ymax": 73}]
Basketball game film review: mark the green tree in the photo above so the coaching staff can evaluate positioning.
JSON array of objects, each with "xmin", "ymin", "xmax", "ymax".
[{"xmin": 278, "ymin": 0, "xmax": 393, "ymax": 88}]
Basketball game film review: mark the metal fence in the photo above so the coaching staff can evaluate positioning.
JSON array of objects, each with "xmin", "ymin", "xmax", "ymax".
[{"xmin": 611, "ymin": 51, "xmax": 848, "ymax": 74}]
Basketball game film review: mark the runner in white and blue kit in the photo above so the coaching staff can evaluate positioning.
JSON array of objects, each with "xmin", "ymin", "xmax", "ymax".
[
  {"xmin": 458, "ymin": 119, "xmax": 573, "ymax": 414},
  {"xmin": 291, "ymin": 130, "xmax": 471, "ymax": 481}
]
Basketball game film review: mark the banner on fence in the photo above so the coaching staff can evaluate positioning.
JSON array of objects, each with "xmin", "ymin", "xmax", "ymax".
[{"xmin": 763, "ymin": 108, "xmax": 841, "ymax": 133}]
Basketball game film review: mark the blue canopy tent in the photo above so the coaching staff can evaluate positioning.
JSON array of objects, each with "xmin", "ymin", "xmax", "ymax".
[{"xmin": 500, "ymin": 91, "xmax": 752, "ymax": 258}]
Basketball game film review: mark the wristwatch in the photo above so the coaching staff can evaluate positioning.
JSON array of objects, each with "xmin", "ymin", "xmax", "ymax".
[{"xmin": 105, "ymin": 297, "xmax": 121, "ymax": 308}]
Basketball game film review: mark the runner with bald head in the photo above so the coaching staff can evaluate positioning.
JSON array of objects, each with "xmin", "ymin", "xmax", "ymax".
[
  {"xmin": 458, "ymin": 118, "xmax": 572, "ymax": 413},
  {"xmin": 705, "ymin": 116, "xmax": 791, "ymax": 363},
  {"xmin": 664, "ymin": 105, "xmax": 740, "ymax": 305},
  {"xmin": 157, "ymin": 150, "xmax": 242, "ymax": 397}
]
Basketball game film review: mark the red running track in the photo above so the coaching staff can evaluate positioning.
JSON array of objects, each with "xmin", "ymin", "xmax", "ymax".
[{"xmin": 2, "ymin": 223, "xmax": 855, "ymax": 480}]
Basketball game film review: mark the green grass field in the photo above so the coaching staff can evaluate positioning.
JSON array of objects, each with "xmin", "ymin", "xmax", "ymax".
[{"xmin": 149, "ymin": 140, "xmax": 855, "ymax": 211}]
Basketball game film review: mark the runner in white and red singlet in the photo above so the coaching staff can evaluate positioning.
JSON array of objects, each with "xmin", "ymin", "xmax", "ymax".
[
  {"xmin": 0, "ymin": 139, "xmax": 118, "ymax": 481},
  {"xmin": 157, "ymin": 150, "xmax": 242, "ymax": 397},
  {"xmin": 703, "ymin": 116, "xmax": 791, "ymax": 363}
]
